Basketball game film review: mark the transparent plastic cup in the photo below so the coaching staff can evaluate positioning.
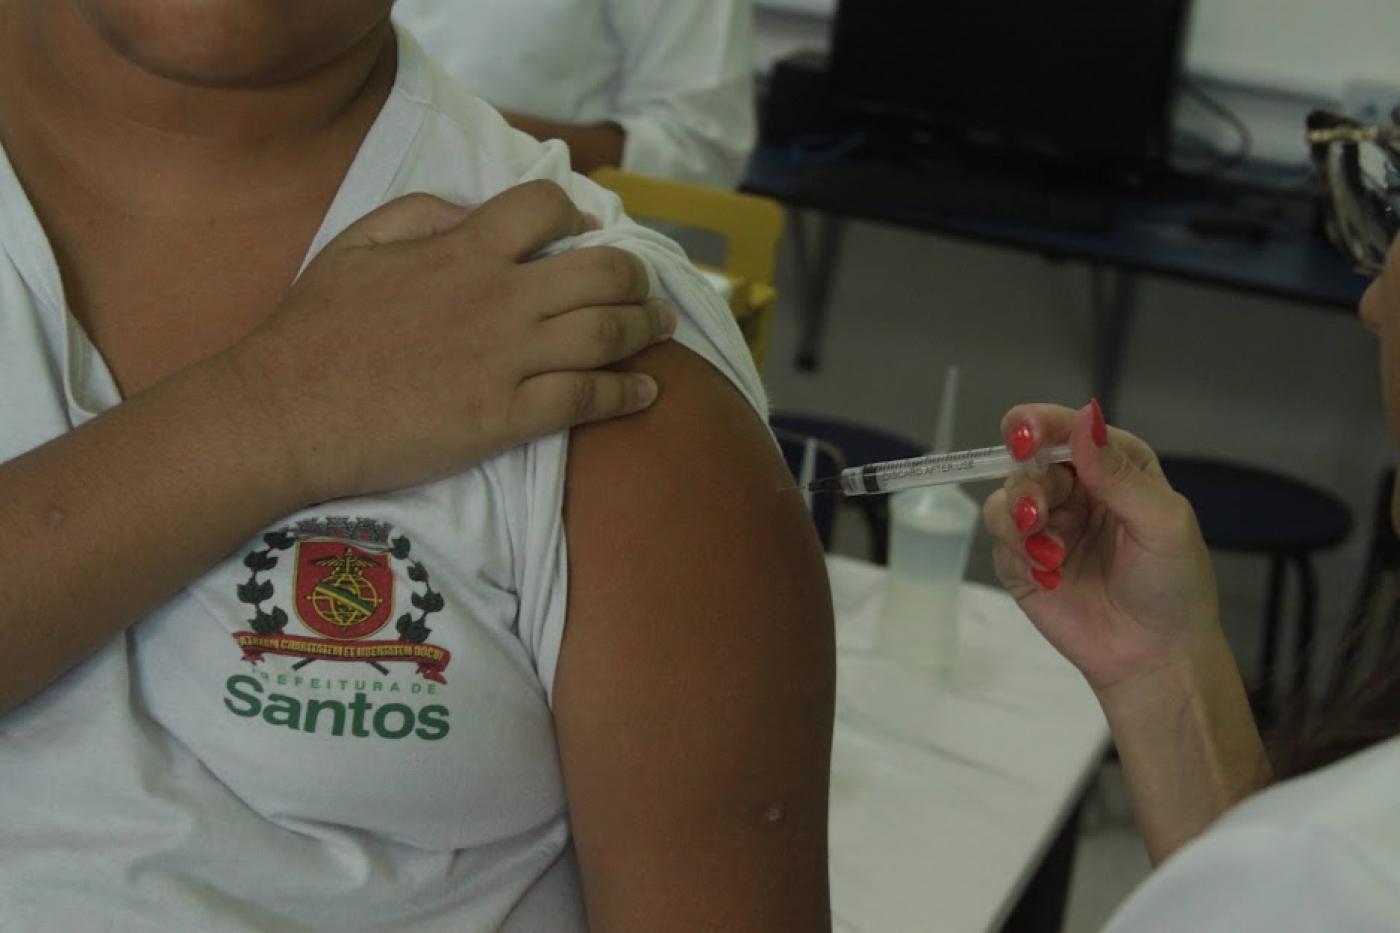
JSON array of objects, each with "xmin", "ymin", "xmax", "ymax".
[{"xmin": 876, "ymin": 483, "xmax": 979, "ymax": 674}]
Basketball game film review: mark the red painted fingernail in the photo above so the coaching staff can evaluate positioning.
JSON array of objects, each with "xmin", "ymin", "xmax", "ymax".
[
  {"xmin": 1031, "ymin": 568, "xmax": 1062, "ymax": 591},
  {"xmin": 1013, "ymin": 497, "xmax": 1039, "ymax": 532},
  {"xmin": 1090, "ymin": 398, "xmax": 1107, "ymax": 449},
  {"xmin": 1025, "ymin": 533, "xmax": 1065, "ymax": 570},
  {"xmin": 1008, "ymin": 422, "xmax": 1036, "ymax": 461}
]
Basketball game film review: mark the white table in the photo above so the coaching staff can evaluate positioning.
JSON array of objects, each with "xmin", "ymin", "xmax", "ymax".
[{"xmin": 826, "ymin": 555, "xmax": 1110, "ymax": 933}]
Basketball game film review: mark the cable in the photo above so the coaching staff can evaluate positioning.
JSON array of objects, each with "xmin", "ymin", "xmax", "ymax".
[
  {"xmin": 786, "ymin": 130, "xmax": 870, "ymax": 164},
  {"xmin": 1175, "ymin": 82, "xmax": 1253, "ymax": 178}
]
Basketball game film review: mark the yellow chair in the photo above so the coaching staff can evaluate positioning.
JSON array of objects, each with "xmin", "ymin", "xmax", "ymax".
[{"xmin": 590, "ymin": 168, "xmax": 784, "ymax": 368}]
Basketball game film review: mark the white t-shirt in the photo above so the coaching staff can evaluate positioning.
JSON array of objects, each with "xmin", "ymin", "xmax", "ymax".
[
  {"xmin": 1105, "ymin": 735, "xmax": 1400, "ymax": 931},
  {"xmin": 392, "ymin": 0, "xmax": 758, "ymax": 188},
  {"xmin": 0, "ymin": 30, "xmax": 765, "ymax": 932}
]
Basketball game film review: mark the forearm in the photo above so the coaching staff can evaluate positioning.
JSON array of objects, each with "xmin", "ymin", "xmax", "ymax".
[
  {"xmin": 1098, "ymin": 625, "xmax": 1272, "ymax": 864},
  {"xmin": 501, "ymin": 112, "xmax": 625, "ymax": 175},
  {"xmin": 0, "ymin": 353, "xmax": 304, "ymax": 715}
]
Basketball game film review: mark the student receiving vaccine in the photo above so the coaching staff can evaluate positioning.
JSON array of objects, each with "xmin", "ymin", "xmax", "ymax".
[
  {"xmin": 0, "ymin": 1, "xmax": 832, "ymax": 930},
  {"xmin": 392, "ymin": 0, "xmax": 757, "ymax": 187}
]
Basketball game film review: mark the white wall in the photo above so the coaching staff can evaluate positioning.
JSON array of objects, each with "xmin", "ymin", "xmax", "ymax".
[
  {"xmin": 756, "ymin": 0, "xmax": 834, "ymax": 16},
  {"xmin": 1185, "ymin": 0, "xmax": 1400, "ymax": 98}
]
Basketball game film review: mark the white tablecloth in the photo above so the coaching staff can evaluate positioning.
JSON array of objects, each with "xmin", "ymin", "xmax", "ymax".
[{"xmin": 826, "ymin": 555, "xmax": 1110, "ymax": 933}]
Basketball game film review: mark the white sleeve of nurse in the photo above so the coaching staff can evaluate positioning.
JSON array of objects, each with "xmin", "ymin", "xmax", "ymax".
[
  {"xmin": 605, "ymin": 0, "xmax": 757, "ymax": 188},
  {"xmin": 1102, "ymin": 822, "xmax": 1400, "ymax": 933}
]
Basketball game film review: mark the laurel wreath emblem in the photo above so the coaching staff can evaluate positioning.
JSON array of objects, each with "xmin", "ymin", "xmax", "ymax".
[
  {"xmin": 238, "ymin": 529, "xmax": 295, "ymax": 634},
  {"xmin": 389, "ymin": 534, "xmax": 444, "ymax": 643},
  {"xmin": 235, "ymin": 527, "xmax": 443, "ymax": 639}
]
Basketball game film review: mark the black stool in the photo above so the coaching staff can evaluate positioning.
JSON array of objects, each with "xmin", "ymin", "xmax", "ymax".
[
  {"xmin": 1159, "ymin": 456, "xmax": 1353, "ymax": 727},
  {"xmin": 769, "ymin": 413, "xmax": 924, "ymax": 565}
]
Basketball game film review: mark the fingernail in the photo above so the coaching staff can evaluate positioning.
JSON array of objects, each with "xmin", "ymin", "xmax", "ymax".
[
  {"xmin": 634, "ymin": 375, "xmax": 658, "ymax": 408},
  {"xmin": 659, "ymin": 300, "xmax": 680, "ymax": 337},
  {"xmin": 1031, "ymin": 568, "xmax": 1062, "ymax": 591},
  {"xmin": 1025, "ymin": 533, "xmax": 1064, "ymax": 570},
  {"xmin": 1013, "ymin": 497, "xmax": 1039, "ymax": 533},
  {"xmin": 1090, "ymin": 398, "xmax": 1107, "ymax": 449},
  {"xmin": 645, "ymin": 298, "xmax": 678, "ymax": 338},
  {"xmin": 1008, "ymin": 422, "xmax": 1036, "ymax": 461}
]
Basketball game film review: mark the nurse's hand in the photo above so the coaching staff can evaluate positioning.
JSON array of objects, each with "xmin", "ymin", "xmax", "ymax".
[
  {"xmin": 984, "ymin": 404, "xmax": 1271, "ymax": 863},
  {"xmin": 981, "ymin": 402, "xmax": 1221, "ymax": 693},
  {"xmin": 224, "ymin": 181, "xmax": 674, "ymax": 504}
]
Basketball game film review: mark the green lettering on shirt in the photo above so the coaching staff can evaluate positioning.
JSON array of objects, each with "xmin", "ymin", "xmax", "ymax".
[{"xmin": 224, "ymin": 675, "xmax": 263, "ymax": 717}]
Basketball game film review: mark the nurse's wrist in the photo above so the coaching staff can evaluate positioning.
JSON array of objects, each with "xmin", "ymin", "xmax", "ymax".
[
  {"xmin": 1093, "ymin": 622, "xmax": 1239, "ymax": 737},
  {"xmin": 1097, "ymin": 625, "xmax": 1272, "ymax": 796}
]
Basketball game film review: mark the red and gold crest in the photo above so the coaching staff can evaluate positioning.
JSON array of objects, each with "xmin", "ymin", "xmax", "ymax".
[{"xmin": 293, "ymin": 540, "xmax": 394, "ymax": 640}]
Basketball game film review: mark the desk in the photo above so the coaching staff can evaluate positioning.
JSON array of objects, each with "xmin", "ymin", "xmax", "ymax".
[
  {"xmin": 827, "ymin": 555, "xmax": 1111, "ymax": 933},
  {"xmin": 744, "ymin": 146, "xmax": 1370, "ymax": 417}
]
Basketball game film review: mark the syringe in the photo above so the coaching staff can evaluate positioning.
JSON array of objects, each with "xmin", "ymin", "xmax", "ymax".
[{"xmin": 804, "ymin": 444, "xmax": 1073, "ymax": 497}]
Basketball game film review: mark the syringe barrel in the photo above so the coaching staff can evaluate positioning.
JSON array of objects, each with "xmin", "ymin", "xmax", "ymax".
[
  {"xmin": 839, "ymin": 446, "xmax": 1017, "ymax": 496},
  {"xmin": 836, "ymin": 443, "xmax": 1075, "ymax": 496}
]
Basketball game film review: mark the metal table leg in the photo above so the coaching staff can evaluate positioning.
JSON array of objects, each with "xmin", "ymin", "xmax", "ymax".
[
  {"xmin": 1089, "ymin": 266, "xmax": 1139, "ymax": 422},
  {"xmin": 790, "ymin": 209, "xmax": 847, "ymax": 372},
  {"xmin": 1000, "ymin": 797, "xmax": 1085, "ymax": 933}
]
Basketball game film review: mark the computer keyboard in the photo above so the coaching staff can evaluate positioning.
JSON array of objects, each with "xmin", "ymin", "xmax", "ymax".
[{"xmin": 790, "ymin": 158, "xmax": 1117, "ymax": 233}]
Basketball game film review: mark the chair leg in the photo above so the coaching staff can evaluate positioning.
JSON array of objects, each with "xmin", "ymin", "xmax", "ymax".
[
  {"xmin": 861, "ymin": 499, "xmax": 892, "ymax": 566},
  {"xmin": 1324, "ymin": 548, "xmax": 1384, "ymax": 713},
  {"xmin": 1255, "ymin": 555, "xmax": 1287, "ymax": 728},
  {"xmin": 1089, "ymin": 267, "xmax": 1139, "ymax": 423},
  {"xmin": 1290, "ymin": 554, "xmax": 1319, "ymax": 722},
  {"xmin": 790, "ymin": 210, "xmax": 846, "ymax": 372},
  {"xmin": 1382, "ymin": 586, "xmax": 1400, "ymax": 660}
]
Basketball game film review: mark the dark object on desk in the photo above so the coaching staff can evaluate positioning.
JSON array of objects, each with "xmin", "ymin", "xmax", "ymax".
[
  {"xmin": 1189, "ymin": 208, "xmax": 1273, "ymax": 244},
  {"xmin": 830, "ymin": 0, "xmax": 1191, "ymax": 175},
  {"xmin": 1158, "ymin": 456, "xmax": 1352, "ymax": 729},
  {"xmin": 793, "ymin": 158, "xmax": 1117, "ymax": 233},
  {"xmin": 770, "ymin": 413, "xmax": 924, "ymax": 565},
  {"xmin": 761, "ymin": 50, "xmax": 840, "ymax": 146}
]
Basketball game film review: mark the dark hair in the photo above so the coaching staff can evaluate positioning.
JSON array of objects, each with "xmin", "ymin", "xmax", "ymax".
[{"xmin": 1272, "ymin": 596, "xmax": 1400, "ymax": 779}]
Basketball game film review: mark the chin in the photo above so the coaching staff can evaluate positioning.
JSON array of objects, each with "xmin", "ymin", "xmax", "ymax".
[{"xmin": 71, "ymin": 0, "xmax": 391, "ymax": 87}]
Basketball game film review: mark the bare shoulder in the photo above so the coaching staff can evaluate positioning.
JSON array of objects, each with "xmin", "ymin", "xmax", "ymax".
[{"xmin": 556, "ymin": 340, "xmax": 835, "ymax": 931}]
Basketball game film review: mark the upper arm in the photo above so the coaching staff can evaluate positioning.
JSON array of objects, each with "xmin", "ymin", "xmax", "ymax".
[{"xmin": 556, "ymin": 341, "xmax": 834, "ymax": 932}]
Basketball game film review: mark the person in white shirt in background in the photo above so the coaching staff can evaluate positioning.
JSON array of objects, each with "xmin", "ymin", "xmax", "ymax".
[{"xmin": 392, "ymin": 0, "xmax": 758, "ymax": 187}]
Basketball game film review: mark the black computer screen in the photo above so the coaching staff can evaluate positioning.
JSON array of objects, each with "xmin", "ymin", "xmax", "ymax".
[{"xmin": 830, "ymin": 1, "xmax": 1191, "ymax": 168}]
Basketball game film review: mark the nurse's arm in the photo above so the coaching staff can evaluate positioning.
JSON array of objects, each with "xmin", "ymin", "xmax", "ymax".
[
  {"xmin": 1097, "ymin": 641, "xmax": 1273, "ymax": 864},
  {"xmin": 556, "ymin": 342, "xmax": 835, "ymax": 932}
]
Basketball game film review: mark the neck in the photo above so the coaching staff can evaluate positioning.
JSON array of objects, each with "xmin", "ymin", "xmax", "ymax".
[{"xmin": 0, "ymin": 0, "xmax": 396, "ymax": 214}]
